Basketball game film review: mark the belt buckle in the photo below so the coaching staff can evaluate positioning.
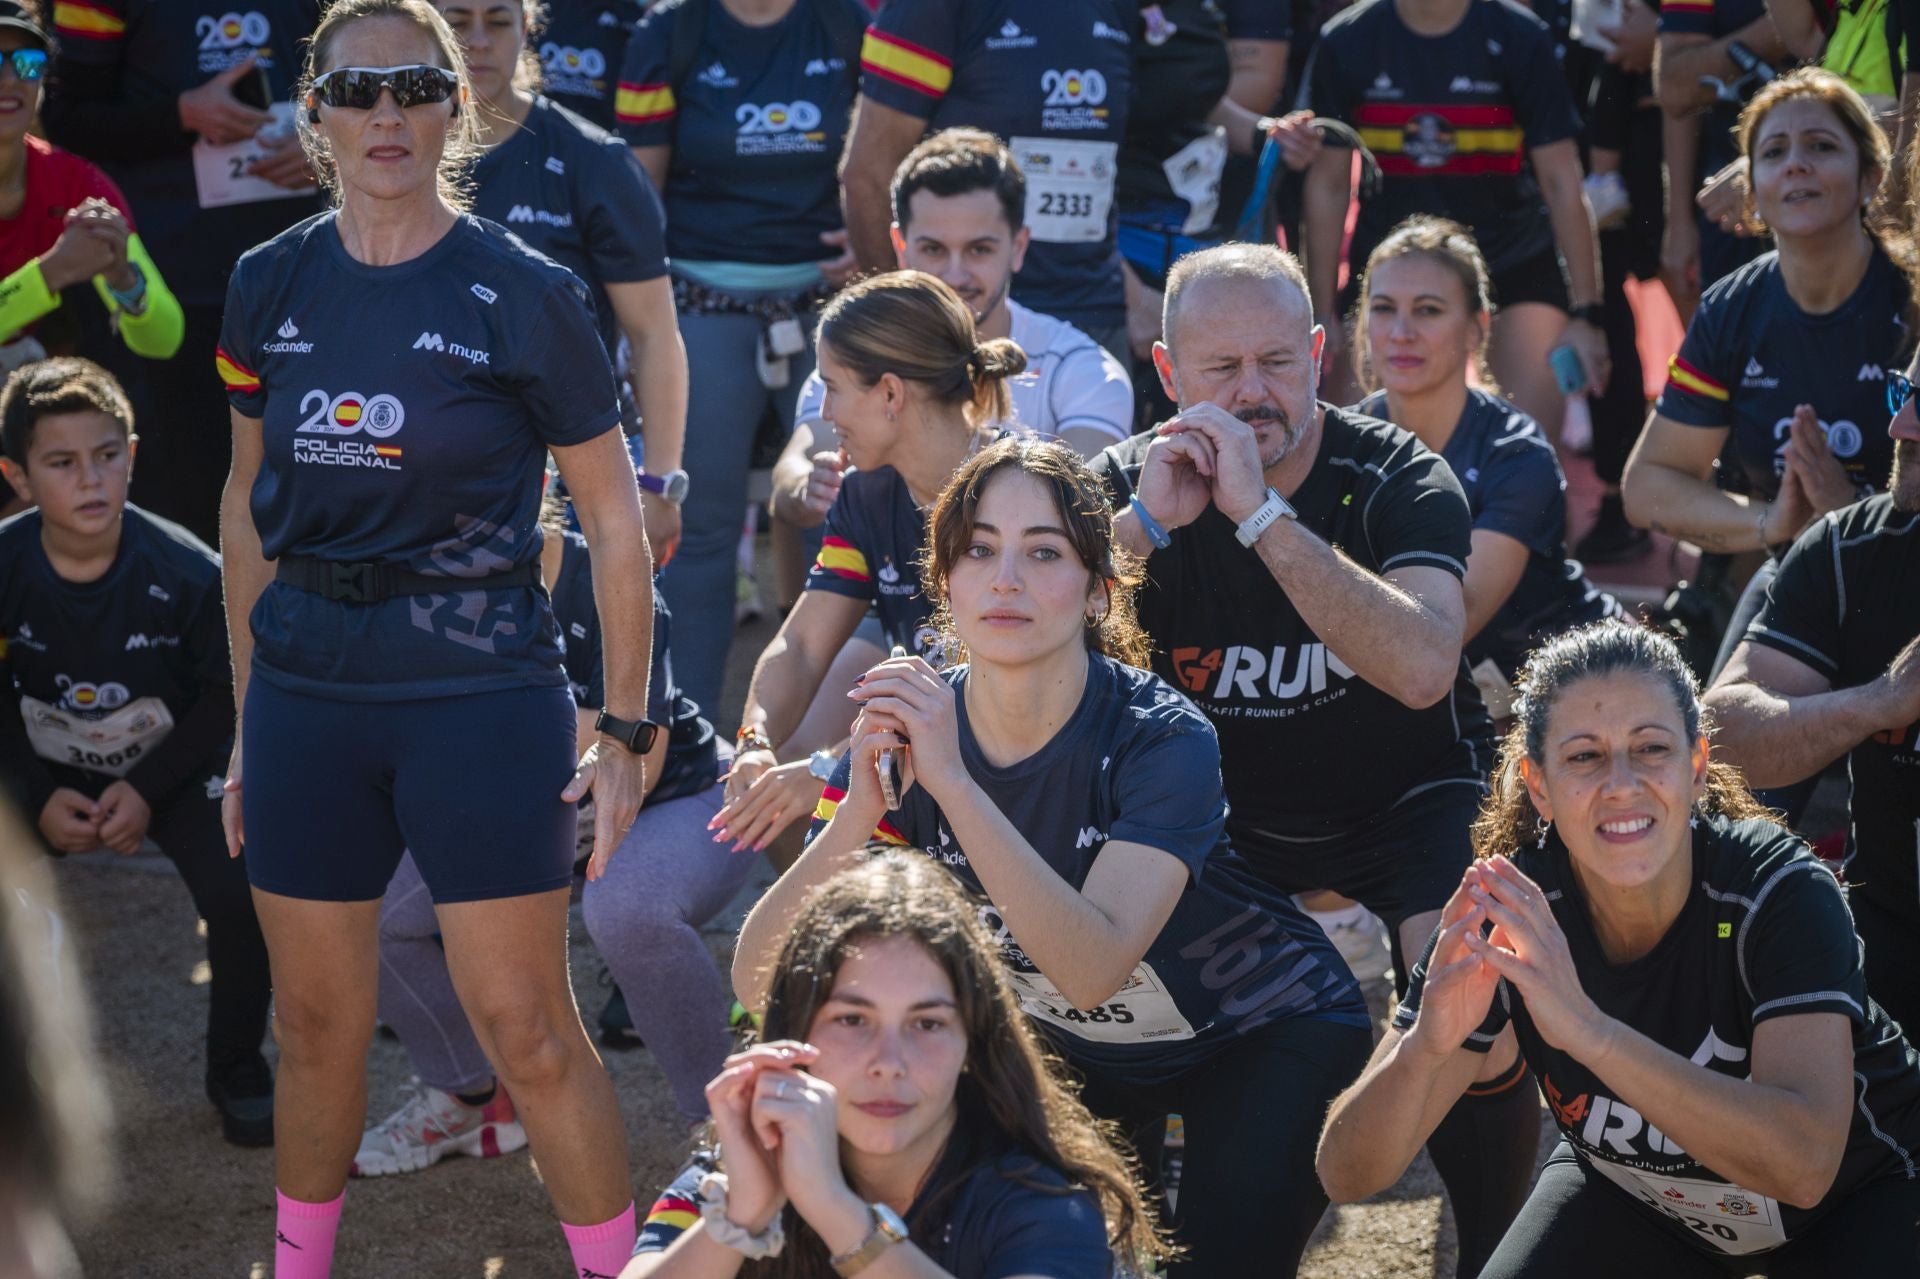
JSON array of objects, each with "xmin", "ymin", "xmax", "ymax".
[{"xmin": 329, "ymin": 561, "xmax": 376, "ymax": 603}]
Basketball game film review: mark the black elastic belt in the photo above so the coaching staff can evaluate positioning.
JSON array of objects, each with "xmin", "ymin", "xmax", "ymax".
[{"xmin": 276, "ymin": 555, "xmax": 538, "ymax": 603}]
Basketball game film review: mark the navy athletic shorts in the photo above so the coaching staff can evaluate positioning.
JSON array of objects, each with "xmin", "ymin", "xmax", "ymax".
[{"xmin": 241, "ymin": 679, "xmax": 578, "ymax": 903}]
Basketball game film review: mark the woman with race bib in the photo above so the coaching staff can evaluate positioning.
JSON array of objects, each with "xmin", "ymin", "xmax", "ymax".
[
  {"xmin": 733, "ymin": 438, "xmax": 1373, "ymax": 1277},
  {"xmin": 215, "ymin": 2, "xmax": 654, "ymax": 1274},
  {"xmin": 1318, "ymin": 622, "xmax": 1920, "ymax": 1276}
]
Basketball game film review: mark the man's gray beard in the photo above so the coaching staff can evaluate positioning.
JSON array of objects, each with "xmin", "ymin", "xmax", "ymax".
[{"xmin": 1893, "ymin": 440, "xmax": 1920, "ymax": 513}]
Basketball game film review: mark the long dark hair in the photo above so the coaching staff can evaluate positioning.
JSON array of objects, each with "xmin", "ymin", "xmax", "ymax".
[
  {"xmin": 738, "ymin": 852, "xmax": 1172, "ymax": 1274},
  {"xmin": 919, "ymin": 436, "xmax": 1150, "ymax": 668},
  {"xmin": 1472, "ymin": 622, "xmax": 1777, "ymax": 862}
]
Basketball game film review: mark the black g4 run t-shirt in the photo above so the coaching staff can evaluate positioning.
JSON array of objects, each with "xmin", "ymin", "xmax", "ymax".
[
  {"xmin": 1092, "ymin": 406, "xmax": 1493, "ymax": 849},
  {"xmin": 1397, "ymin": 817, "xmax": 1920, "ymax": 1258}
]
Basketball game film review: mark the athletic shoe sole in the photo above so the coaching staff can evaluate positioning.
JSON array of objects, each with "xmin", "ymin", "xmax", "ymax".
[{"xmin": 350, "ymin": 1119, "xmax": 529, "ymax": 1177}]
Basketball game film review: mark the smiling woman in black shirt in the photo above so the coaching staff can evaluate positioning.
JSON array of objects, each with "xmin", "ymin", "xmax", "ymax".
[{"xmin": 1319, "ymin": 621, "xmax": 1920, "ymax": 1277}]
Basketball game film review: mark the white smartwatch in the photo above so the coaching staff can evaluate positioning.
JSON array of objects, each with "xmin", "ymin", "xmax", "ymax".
[{"xmin": 1234, "ymin": 487, "xmax": 1297, "ymax": 547}]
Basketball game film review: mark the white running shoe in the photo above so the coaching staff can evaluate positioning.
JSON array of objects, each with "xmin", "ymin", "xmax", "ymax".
[{"xmin": 351, "ymin": 1082, "xmax": 527, "ymax": 1177}]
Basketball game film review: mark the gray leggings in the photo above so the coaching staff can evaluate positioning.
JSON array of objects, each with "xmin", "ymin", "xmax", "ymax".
[{"xmin": 376, "ymin": 775, "xmax": 754, "ymax": 1126}]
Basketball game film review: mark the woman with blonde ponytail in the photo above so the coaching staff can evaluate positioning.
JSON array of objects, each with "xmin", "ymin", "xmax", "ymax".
[
  {"xmin": 1319, "ymin": 620, "xmax": 1920, "ymax": 1276},
  {"xmin": 713, "ymin": 272, "xmax": 1025, "ymax": 861}
]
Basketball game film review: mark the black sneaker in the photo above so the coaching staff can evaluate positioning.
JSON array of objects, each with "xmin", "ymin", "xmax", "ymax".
[
  {"xmin": 206, "ymin": 1053, "xmax": 275, "ymax": 1148},
  {"xmin": 1575, "ymin": 496, "xmax": 1652, "ymax": 566}
]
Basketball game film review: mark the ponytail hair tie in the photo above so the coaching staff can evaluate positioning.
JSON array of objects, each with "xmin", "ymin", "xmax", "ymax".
[{"xmin": 967, "ymin": 348, "xmax": 985, "ymax": 378}]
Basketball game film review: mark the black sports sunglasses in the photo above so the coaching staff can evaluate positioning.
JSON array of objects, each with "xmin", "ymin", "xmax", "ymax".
[{"xmin": 309, "ymin": 64, "xmax": 459, "ymax": 112}]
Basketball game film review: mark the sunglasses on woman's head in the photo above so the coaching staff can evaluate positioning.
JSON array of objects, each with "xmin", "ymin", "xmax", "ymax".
[
  {"xmin": 309, "ymin": 64, "xmax": 459, "ymax": 111},
  {"xmin": 0, "ymin": 48, "xmax": 47, "ymax": 81},
  {"xmin": 1888, "ymin": 370, "xmax": 1917, "ymax": 419}
]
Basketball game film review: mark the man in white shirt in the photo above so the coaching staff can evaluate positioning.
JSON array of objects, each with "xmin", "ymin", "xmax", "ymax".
[{"xmin": 775, "ymin": 128, "xmax": 1135, "ymax": 532}]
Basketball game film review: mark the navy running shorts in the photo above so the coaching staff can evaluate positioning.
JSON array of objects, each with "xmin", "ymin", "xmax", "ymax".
[{"xmin": 241, "ymin": 679, "xmax": 579, "ymax": 903}]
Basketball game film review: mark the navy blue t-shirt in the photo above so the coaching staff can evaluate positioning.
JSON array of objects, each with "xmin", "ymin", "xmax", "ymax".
[
  {"xmin": 1305, "ymin": 0, "xmax": 1581, "ymax": 278},
  {"xmin": 860, "ymin": 0, "xmax": 1134, "ymax": 329},
  {"xmin": 803, "ymin": 461, "xmax": 943, "ymax": 659},
  {"xmin": 1654, "ymin": 248, "xmax": 1906, "ymax": 503},
  {"xmin": 637, "ymin": 1143, "xmax": 1114, "ymax": 1276},
  {"xmin": 616, "ymin": 0, "xmax": 863, "ymax": 264},
  {"xmin": 0, "ymin": 504, "xmax": 231, "ymax": 808},
  {"xmin": 1397, "ymin": 817, "xmax": 1920, "ymax": 1257},
  {"xmin": 1360, "ymin": 388, "xmax": 1620, "ymax": 677},
  {"xmin": 48, "ymin": 0, "xmax": 325, "ymax": 307},
  {"xmin": 810, "ymin": 655, "xmax": 1368, "ymax": 1086},
  {"xmin": 471, "ymin": 94, "xmax": 668, "ymax": 355},
  {"xmin": 217, "ymin": 211, "xmax": 623, "ymax": 701},
  {"xmin": 537, "ymin": 0, "xmax": 645, "ymax": 130},
  {"xmin": 549, "ymin": 529, "xmax": 718, "ymax": 805}
]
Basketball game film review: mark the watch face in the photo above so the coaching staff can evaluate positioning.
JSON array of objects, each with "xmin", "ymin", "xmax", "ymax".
[
  {"xmin": 664, "ymin": 470, "xmax": 690, "ymax": 504},
  {"xmin": 873, "ymin": 1203, "xmax": 909, "ymax": 1241}
]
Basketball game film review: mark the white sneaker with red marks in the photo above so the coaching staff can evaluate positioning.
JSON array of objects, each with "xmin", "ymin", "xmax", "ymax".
[{"xmin": 350, "ymin": 1082, "xmax": 526, "ymax": 1177}]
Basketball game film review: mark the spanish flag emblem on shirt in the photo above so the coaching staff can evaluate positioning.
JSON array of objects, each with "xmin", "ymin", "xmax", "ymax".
[
  {"xmin": 615, "ymin": 81, "xmax": 675, "ymax": 127},
  {"xmin": 1665, "ymin": 355, "xmax": 1729, "ymax": 403},
  {"xmin": 1356, "ymin": 104, "xmax": 1523, "ymax": 177},
  {"xmin": 860, "ymin": 29, "xmax": 952, "ymax": 100},
  {"xmin": 1660, "ymin": 0, "xmax": 1715, "ymax": 16},
  {"xmin": 814, "ymin": 535, "xmax": 871, "ymax": 583},
  {"xmin": 54, "ymin": 0, "xmax": 125, "ymax": 41},
  {"xmin": 813, "ymin": 784, "xmax": 910, "ymax": 846},
  {"xmin": 215, "ymin": 347, "xmax": 260, "ymax": 394}
]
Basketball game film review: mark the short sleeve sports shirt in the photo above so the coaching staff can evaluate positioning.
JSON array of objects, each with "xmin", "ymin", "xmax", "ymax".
[
  {"xmin": 216, "ymin": 212, "xmax": 623, "ymax": 701},
  {"xmin": 536, "ymin": 0, "xmax": 645, "ymax": 130},
  {"xmin": 1653, "ymin": 248, "xmax": 1906, "ymax": 502},
  {"xmin": 809, "ymin": 656, "xmax": 1369, "ymax": 1086},
  {"xmin": 860, "ymin": 0, "xmax": 1134, "ymax": 329},
  {"xmin": 1305, "ymin": 0, "xmax": 1581, "ymax": 277},
  {"xmin": 1396, "ymin": 817, "xmax": 1920, "ymax": 1257},
  {"xmin": 616, "ymin": 0, "xmax": 862, "ymax": 264},
  {"xmin": 1092, "ymin": 407, "xmax": 1493, "ymax": 843},
  {"xmin": 470, "ymin": 94, "xmax": 667, "ymax": 355},
  {"xmin": 1744, "ymin": 495, "xmax": 1920, "ymax": 925},
  {"xmin": 1358, "ymin": 388, "xmax": 1620, "ymax": 676}
]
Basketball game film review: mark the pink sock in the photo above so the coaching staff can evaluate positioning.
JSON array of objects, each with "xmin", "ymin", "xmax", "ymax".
[
  {"xmin": 274, "ymin": 1188, "xmax": 343, "ymax": 1278},
  {"xmin": 562, "ymin": 1202, "xmax": 637, "ymax": 1279}
]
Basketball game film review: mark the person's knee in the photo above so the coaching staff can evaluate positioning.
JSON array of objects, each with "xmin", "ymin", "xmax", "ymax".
[
  {"xmin": 582, "ymin": 877, "xmax": 680, "ymax": 954},
  {"xmin": 272, "ymin": 986, "xmax": 375, "ymax": 1066},
  {"xmin": 471, "ymin": 999, "xmax": 577, "ymax": 1091}
]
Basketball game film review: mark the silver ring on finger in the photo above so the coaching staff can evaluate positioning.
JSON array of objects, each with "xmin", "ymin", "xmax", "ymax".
[{"xmin": 775, "ymin": 1077, "xmax": 788, "ymax": 1099}]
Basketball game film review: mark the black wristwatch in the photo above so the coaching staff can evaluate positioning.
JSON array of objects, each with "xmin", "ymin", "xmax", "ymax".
[
  {"xmin": 1568, "ymin": 303, "xmax": 1606, "ymax": 328},
  {"xmin": 637, "ymin": 468, "xmax": 691, "ymax": 505},
  {"xmin": 595, "ymin": 709, "xmax": 662, "ymax": 754}
]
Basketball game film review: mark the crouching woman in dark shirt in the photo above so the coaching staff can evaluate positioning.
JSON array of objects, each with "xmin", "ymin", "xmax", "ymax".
[
  {"xmin": 1317, "ymin": 621, "xmax": 1920, "ymax": 1277},
  {"xmin": 735, "ymin": 437, "xmax": 1372, "ymax": 1277},
  {"xmin": 623, "ymin": 851, "xmax": 1167, "ymax": 1278}
]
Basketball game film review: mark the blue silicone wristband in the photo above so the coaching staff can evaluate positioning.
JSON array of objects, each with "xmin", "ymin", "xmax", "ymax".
[{"xmin": 1129, "ymin": 493, "xmax": 1172, "ymax": 550}]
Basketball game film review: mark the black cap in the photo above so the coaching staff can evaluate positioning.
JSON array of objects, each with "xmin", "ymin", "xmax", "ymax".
[{"xmin": 0, "ymin": 2, "xmax": 49, "ymax": 46}]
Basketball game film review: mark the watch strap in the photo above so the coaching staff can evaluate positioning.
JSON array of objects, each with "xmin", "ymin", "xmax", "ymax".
[
  {"xmin": 1568, "ymin": 302, "xmax": 1605, "ymax": 327},
  {"xmin": 831, "ymin": 1203, "xmax": 908, "ymax": 1277},
  {"xmin": 595, "ymin": 709, "xmax": 660, "ymax": 754},
  {"xmin": 1234, "ymin": 487, "xmax": 1295, "ymax": 547}
]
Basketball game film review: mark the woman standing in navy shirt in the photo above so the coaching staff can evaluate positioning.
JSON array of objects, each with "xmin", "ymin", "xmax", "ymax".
[
  {"xmin": 615, "ymin": 0, "xmax": 865, "ymax": 714},
  {"xmin": 215, "ymin": 2, "xmax": 654, "ymax": 1274}
]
